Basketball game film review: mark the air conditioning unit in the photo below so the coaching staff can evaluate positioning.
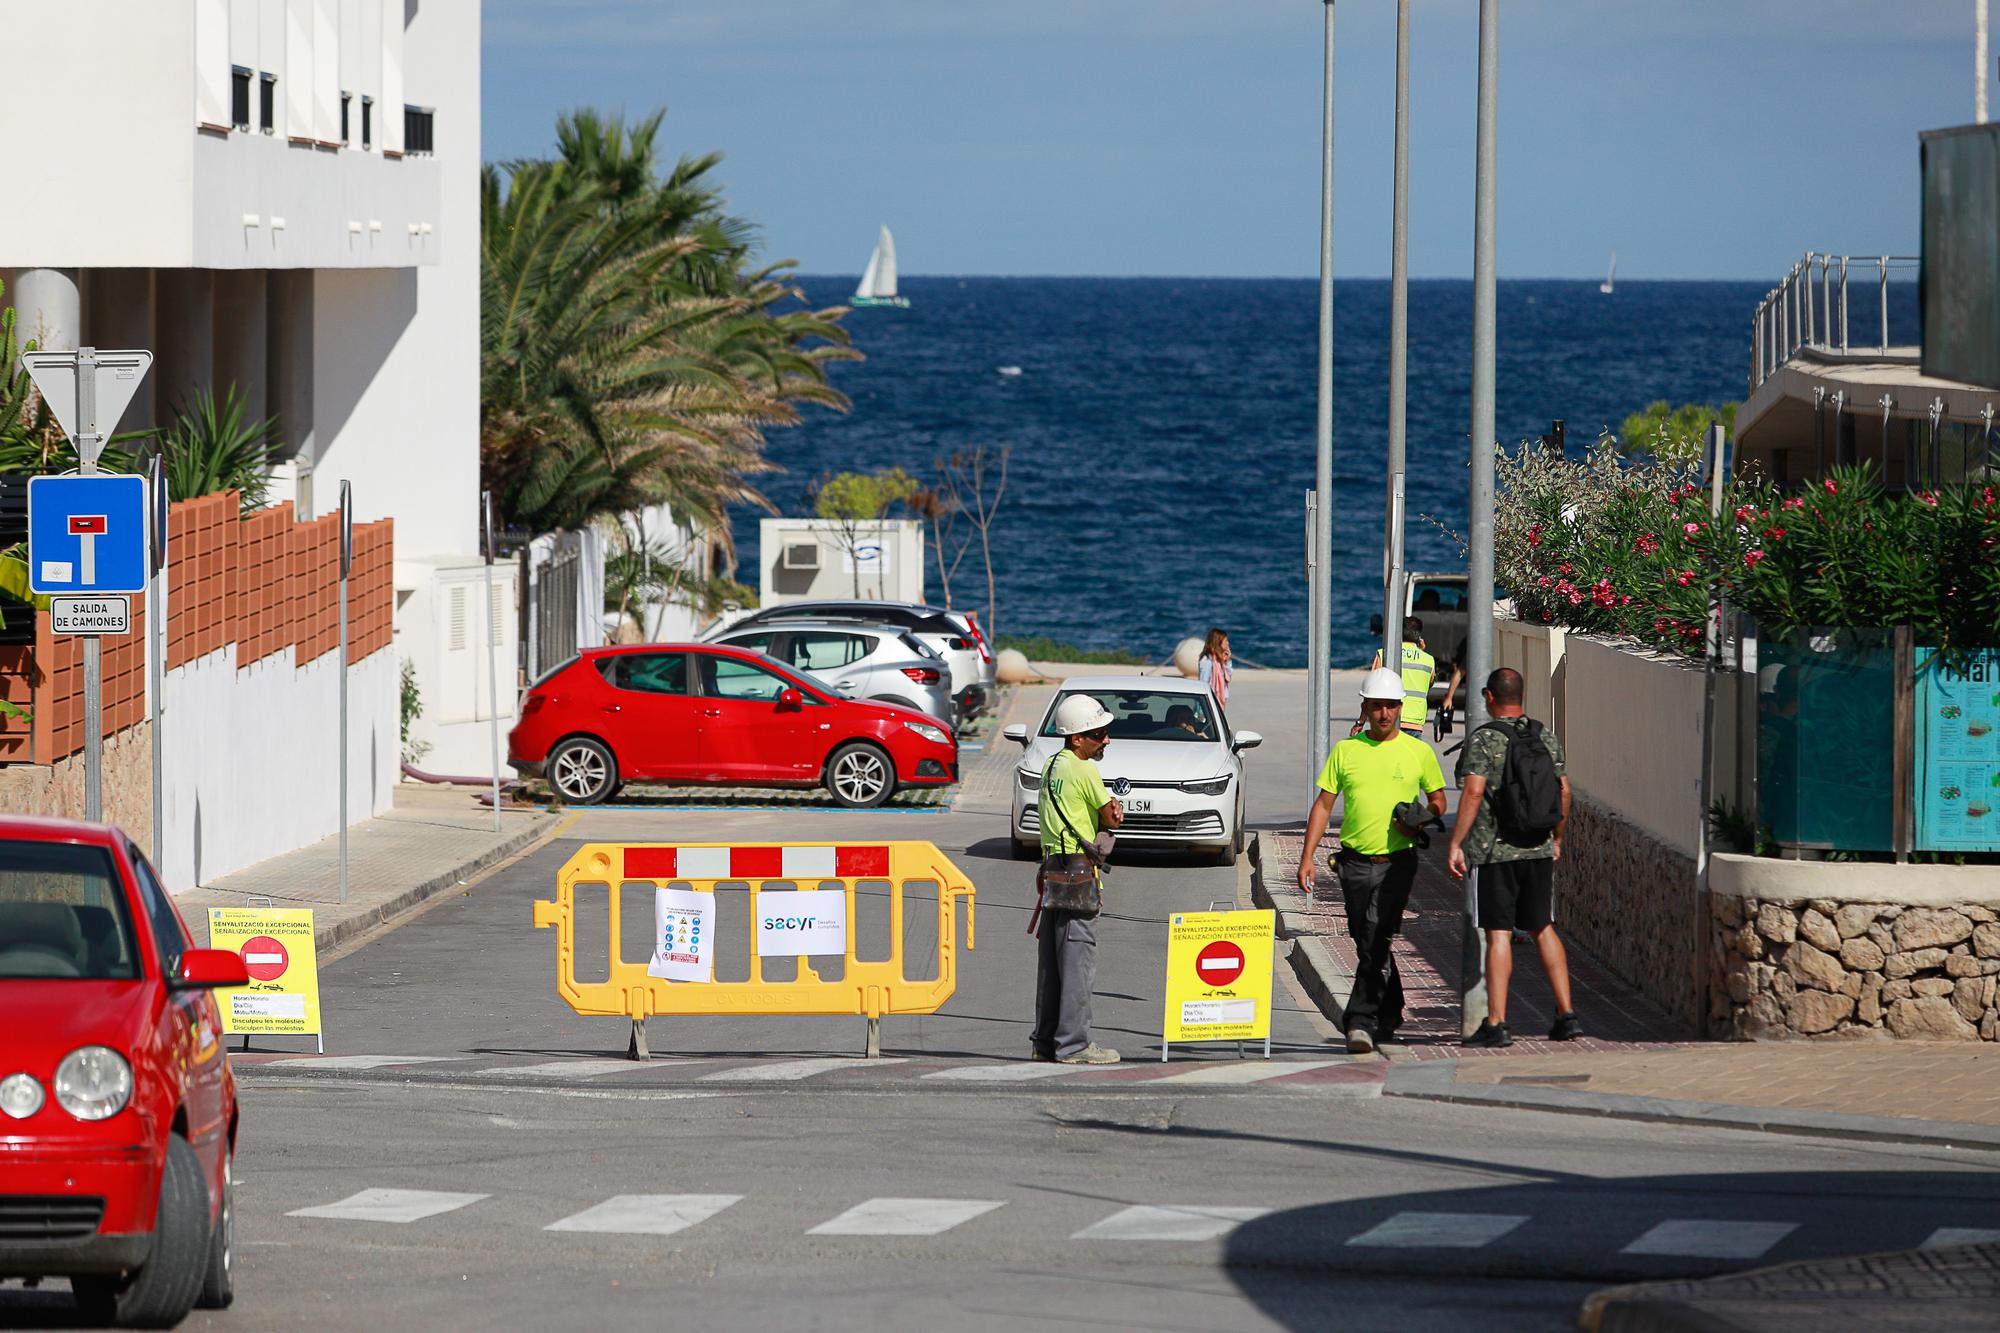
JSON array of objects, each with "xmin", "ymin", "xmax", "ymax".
[{"xmin": 780, "ymin": 541, "xmax": 821, "ymax": 571}]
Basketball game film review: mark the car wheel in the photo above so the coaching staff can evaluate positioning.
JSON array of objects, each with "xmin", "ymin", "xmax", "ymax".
[
  {"xmin": 196, "ymin": 1148, "xmax": 234, "ymax": 1309},
  {"xmin": 825, "ymin": 741, "xmax": 896, "ymax": 808},
  {"xmin": 1232, "ymin": 800, "xmax": 1248, "ymax": 856},
  {"xmin": 548, "ymin": 737, "xmax": 618, "ymax": 805},
  {"xmin": 73, "ymin": 1134, "xmax": 207, "ymax": 1328},
  {"xmin": 1210, "ymin": 843, "xmax": 1236, "ymax": 866}
]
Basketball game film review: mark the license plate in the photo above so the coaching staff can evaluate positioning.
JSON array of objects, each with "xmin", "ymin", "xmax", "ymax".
[{"xmin": 1124, "ymin": 798, "xmax": 1153, "ymax": 814}]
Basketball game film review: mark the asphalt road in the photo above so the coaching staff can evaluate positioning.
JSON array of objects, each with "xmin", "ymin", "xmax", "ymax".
[{"xmin": 9, "ymin": 674, "xmax": 1999, "ymax": 1330}]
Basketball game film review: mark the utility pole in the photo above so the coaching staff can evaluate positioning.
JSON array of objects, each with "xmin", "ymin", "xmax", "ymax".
[
  {"xmin": 1382, "ymin": 0, "xmax": 1412, "ymax": 666},
  {"xmin": 1309, "ymin": 0, "xmax": 1337, "ymax": 785},
  {"xmin": 1460, "ymin": 0, "xmax": 1500, "ymax": 1037},
  {"xmin": 1980, "ymin": 0, "xmax": 1990, "ymax": 124}
]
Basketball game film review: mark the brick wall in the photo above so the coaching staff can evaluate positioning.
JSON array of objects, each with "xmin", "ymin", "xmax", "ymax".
[{"xmin": 0, "ymin": 494, "xmax": 394, "ymax": 766}]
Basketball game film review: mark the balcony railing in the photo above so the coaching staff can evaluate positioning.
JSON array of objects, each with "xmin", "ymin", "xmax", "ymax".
[{"xmin": 1750, "ymin": 252, "xmax": 1918, "ymax": 393}]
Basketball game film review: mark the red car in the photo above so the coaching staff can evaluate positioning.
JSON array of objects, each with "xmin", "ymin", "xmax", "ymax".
[
  {"xmin": 0, "ymin": 818, "xmax": 249, "ymax": 1327},
  {"xmin": 508, "ymin": 643, "xmax": 960, "ymax": 807}
]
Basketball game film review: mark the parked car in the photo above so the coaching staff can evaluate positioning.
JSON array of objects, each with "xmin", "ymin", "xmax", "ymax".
[
  {"xmin": 0, "ymin": 817, "xmax": 249, "ymax": 1326},
  {"xmin": 509, "ymin": 643, "xmax": 959, "ymax": 807},
  {"xmin": 705, "ymin": 600, "xmax": 997, "ymax": 717},
  {"xmin": 1004, "ymin": 676, "xmax": 1261, "ymax": 863},
  {"xmin": 707, "ymin": 621, "xmax": 956, "ymax": 728}
]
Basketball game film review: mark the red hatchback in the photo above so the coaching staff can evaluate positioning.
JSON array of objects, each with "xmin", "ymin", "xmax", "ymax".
[
  {"xmin": 0, "ymin": 818, "xmax": 249, "ymax": 1327},
  {"xmin": 508, "ymin": 643, "xmax": 960, "ymax": 807}
]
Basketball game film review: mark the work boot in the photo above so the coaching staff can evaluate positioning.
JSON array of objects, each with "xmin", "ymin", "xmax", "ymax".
[
  {"xmin": 1030, "ymin": 1045, "xmax": 1056, "ymax": 1063},
  {"xmin": 1057, "ymin": 1043, "xmax": 1121, "ymax": 1065},
  {"xmin": 1345, "ymin": 1026, "xmax": 1375, "ymax": 1055},
  {"xmin": 1548, "ymin": 1011, "xmax": 1583, "ymax": 1042},
  {"xmin": 1464, "ymin": 1019, "xmax": 1513, "ymax": 1048}
]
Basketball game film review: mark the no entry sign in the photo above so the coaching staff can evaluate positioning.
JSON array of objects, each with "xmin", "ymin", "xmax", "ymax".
[
  {"xmin": 1161, "ymin": 910, "xmax": 1275, "ymax": 1052},
  {"xmin": 241, "ymin": 935, "xmax": 289, "ymax": 981},
  {"xmin": 1195, "ymin": 940, "xmax": 1245, "ymax": 987}
]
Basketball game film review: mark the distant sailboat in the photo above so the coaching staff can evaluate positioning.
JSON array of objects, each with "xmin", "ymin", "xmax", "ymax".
[
  {"xmin": 852, "ymin": 226, "xmax": 910, "ymax": 309},
  {"xmin": 1599, "ymin": 252, "xmax": 1617, "ymax": 295}
]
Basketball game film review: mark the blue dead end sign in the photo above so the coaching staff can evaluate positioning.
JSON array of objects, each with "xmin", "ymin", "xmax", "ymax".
[{"xmin": 28, "ymin": 474, "xmax": 149, "ymax": 595}]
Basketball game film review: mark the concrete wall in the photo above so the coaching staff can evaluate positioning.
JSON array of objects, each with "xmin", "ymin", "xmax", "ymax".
[
  {"xmin": 0, "ymin": 725, "xmax": 155, "ymax": 853},
  {"xmin": 158, "ymin": 640, "xmax": 397, "ymax": 892},
  {"xmin": 1493, "ymin": 618, "xmax": 1565, "ymax": 736}
]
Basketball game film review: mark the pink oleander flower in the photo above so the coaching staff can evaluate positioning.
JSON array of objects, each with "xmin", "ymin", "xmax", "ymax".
[
  {"xmin": 1824, "ymin": 478, "xmax": 1838, "ymax": 495},
  {"xmin": 1635, "ymin": 533, "xmax": 1660, "ymax": 555},
  {"xmin": 1527, "ymin": 523, "xmax": 1544, "ymax": 546},
  {"xmin": 1683, "ymin": 521, "xmax": 1702, "ymax": 536},
  {"xmin": 1744, "ymin": 549, "xmax": 1766, "ymax": 568},
  {"xmin": 1538, "ymin": 575, "xmax": 1553, "ymax": 588},
  {"xmin": 1762, "ymin": 526, "xmax": 1786, "ymax": 541},
  {"xmin": 1676, "ymin": 570, "xmax": 1696, "ymax": 587}
]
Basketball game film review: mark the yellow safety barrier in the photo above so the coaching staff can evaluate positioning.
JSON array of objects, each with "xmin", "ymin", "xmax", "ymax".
[{"xmin": 532, "ymin": 840, "xmax": 976, "ymax": 1059}]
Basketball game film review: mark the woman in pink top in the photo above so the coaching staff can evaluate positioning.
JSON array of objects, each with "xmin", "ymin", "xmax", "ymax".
[{"xmin": 1197, "ymin": 628, "xmax": 1232, "ymax": 709}]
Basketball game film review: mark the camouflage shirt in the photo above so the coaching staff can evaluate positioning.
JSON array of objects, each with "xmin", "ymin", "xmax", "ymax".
[{"xmin": 1456, "ymin": 716, "xmax": 1567, "ymax": 865}]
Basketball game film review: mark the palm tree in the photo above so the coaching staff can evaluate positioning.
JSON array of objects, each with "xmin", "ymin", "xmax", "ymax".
[{"xmin": 480, "ymin": 109, "xmax": 859, "ymax": 562}]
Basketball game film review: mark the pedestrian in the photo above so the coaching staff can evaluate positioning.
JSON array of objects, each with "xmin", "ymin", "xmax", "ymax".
[
  {"xmin": 1445, "ymin": 667, "xmax": 1580, "ymax": 1047},
  {"xmin": 1030, "ymin": 694, "xmax": 1125, "ymax": 1065},
  {"xmin": 1198, "ymin": 628, "xmax": 1233, "ymax": 710},
  {"xmin": 1369, "ymin": 616, "xmax": 1436, "ymax": 737},
  {"xmin": 1297, "ymin": 668, "xmax": 1447, "ymax": 1053}
]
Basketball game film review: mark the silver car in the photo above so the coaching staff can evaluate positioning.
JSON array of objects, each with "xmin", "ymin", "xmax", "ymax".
[
  {"xmin": 707, "ymin": 600, "xmax": 996, "ymax": 717},
  {"xmin": 709, "ymin": 622, "xmax": 957, "ymax": 726}
]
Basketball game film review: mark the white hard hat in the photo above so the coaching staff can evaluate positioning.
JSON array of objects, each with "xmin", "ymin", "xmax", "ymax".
[
  {"xmin": 1360, "ymin": 667, "xmax": 1406, "ymax": 702},
  {"xmin": 1052, "ymin": 694, "xmax": 1116, "ymax": 736}
]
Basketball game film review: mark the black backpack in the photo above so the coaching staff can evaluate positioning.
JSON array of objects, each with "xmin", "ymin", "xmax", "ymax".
[{"xmin": 1479, "ymin": 718, "xmax": 1562, "ymax": 847}]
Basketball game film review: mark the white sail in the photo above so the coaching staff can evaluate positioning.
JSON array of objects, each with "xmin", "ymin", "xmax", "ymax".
[
  {"xmin": 855, "ymin": 243, "xmax": 882, "ymax": 300},
  {"xmin": 1600, "ymin": 252, "xmax": 1616, "ymax": 295},
  {"xmin": 873, "ymin": 226, "xmax": 898, "ymax": 298}
]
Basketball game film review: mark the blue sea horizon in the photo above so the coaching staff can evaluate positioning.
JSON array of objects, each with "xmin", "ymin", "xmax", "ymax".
[{"xmin": 732, "ymin": 276, "xmax": 1918, "ymax": 669}]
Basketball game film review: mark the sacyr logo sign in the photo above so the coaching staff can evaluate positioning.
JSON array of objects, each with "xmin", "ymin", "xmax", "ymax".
[{"xmin": 754, "ymin": 890, "xmax": 848, "ymax": 957}]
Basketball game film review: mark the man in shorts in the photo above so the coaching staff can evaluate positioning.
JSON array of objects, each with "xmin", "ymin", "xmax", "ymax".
[{"xmin": 1445, "ymin": 668, "xmax": 1580, "ymax": 1047}]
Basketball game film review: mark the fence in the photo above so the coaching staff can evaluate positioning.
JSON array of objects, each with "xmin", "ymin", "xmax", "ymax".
[
  {"xmin": 1750, "ymin": 251, "xmax": 1919, "ymax": 393},
  {"xmin": 0, "ymin": 492, "xmax": 394, "ymax": 767}
]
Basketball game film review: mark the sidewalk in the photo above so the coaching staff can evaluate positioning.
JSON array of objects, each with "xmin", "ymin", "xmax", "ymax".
[
  {"xmin": 1254, "ymin": 829, "xmax": 2000, "ymax": 1149},
  {"xmin": 176, "ymin": 783, "xmax": 563, "ymax": 955}
]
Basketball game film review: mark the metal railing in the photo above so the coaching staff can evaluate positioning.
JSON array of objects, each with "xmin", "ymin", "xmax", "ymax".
[{"xmin": 1749, "ymin": 252, "xmax": 1918, "ymax": 393}]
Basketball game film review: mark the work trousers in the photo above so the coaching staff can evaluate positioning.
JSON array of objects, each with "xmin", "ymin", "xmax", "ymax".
[
  {"xmin": 1031, "ymin": 909, "xmax": 1099, "ymax": 1059},
  {"xmin": 1335, "ymin": 848, "xmax": 1417, "ymax": 1037}
]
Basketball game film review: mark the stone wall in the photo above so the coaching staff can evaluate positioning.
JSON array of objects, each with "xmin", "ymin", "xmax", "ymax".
[
  {"xmin": 1559, "ymin": 791, "xmax": 1702, "ymax": 1029},
  {"xmin": 0, "ymin": 721, "xmax": 153, "ymax": 853},
  {"xmin": 1714, "ymin": 897, "xmax": 2000, "ymax": 1041}
]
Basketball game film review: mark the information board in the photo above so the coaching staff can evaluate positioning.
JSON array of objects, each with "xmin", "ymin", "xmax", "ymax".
[
  {"xmin": 1161, "ymin": 909, "xmax": 1275, "ymax": 1054},
  {"xmin": 1915, "ymin": 647, "xmax": 2000, "ymax": 852},
  {"xmin": 207, "ymin": 907, "xmax": 323, "ymax": 1045}
]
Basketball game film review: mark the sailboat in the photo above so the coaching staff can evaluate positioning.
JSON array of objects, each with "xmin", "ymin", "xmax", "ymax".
[
  {"xmin": 1599, "ymin": 252, "xmax": 1617, "ymax": 295},
  {"xmin": 852, "ymin": 225, "xmax": 910, "ymax": 309}
]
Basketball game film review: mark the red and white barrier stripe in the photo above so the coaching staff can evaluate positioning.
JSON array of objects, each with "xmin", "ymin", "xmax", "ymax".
[{"xmin": 623, "ymin": 845, "xmax": 892, "ymax": 880}]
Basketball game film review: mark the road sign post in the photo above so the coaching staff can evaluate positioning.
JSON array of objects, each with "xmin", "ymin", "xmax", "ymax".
[
  {"xmin": 22, "ymin": 349, "xmax": 154, "ymax": 826},
  {"xmin": 339, "ymin": 482, "xmax": 352, "ymax": 907},
  {"xmin": 149, "ymin": 455, "xmax": 166, "ymax": 867},
  {"xmin": 483, "ymin": 491, "xmax": 501, "ymax": 833}
]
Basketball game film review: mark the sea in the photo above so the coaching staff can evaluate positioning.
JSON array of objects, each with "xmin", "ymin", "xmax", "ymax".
[{"xmin": 734, "ymin": 277, "xmax": 1918, "ymax": 669}]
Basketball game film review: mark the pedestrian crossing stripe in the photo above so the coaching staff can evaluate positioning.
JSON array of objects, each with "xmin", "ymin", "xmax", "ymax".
[
  {"xmin": 544, "ymin": 1194, "xmax": 740, "ymax": 1236},
  {"xmin": 288, "ymin": 1189, "xmax": 489, "ymax": 1223},
  {"xmin": 808, "ymin": 1198, "xmax": 1006, "ymax": 1236},
  {"xmin": 1621, "ymin": 1219, "xmax": 1797, "ymax": 1259}
]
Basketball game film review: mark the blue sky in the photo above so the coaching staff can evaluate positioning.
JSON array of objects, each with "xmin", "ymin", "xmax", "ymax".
[{"xmin": 483, "ymin": 1, "xmax": 1986, "ymax": 280}]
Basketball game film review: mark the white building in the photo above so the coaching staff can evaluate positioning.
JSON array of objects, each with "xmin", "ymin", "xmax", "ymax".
[{"xmin": 1, "ymin": 0, "xmax": 510, "ymax": 782}]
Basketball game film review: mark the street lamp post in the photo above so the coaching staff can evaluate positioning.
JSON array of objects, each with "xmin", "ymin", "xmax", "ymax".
[
  {"xmin": 1460, "ymin": 0, "xmax": 1500, "ymax": 1036},
  {"xmin": 1382, "ymin": 0, "xmax": 1412, "ymax": 666},
  {"xmin": 1309, "ymin": 0, "xmax": 1337, "ymax": 787}
]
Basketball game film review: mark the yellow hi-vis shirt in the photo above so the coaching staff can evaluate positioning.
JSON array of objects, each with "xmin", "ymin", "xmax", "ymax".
[
  {"xmin": 1040, "ymin": 749, "xmax": 1111, "ymax": 857},
  {"xmin": 1397, "ymin": 641, "xmax": 1435, "ymax": 733},
  {"xmin": 1316, "ymin": 731, "xmax": 1445, "ymax": 855}
]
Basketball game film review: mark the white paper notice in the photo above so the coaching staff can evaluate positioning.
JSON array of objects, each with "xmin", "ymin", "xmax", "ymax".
[
  {"xmin": 231, "ymin": 992, "xmax": 307, "ymax": 1020},
  {"xmin": 1180, "ymin": 999, "xmax": 1256, "ymax": 1027},
  {"xmin": 648, "ymin": 887, "xmax": 715, "ymax": 981},
  {"xmin": 754, "ymin": 890, "xmax": 848, "ymax": 957}
]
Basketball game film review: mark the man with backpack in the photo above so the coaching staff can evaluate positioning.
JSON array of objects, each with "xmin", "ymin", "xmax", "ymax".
[{"xmin": 1445, "ymin": 668, "xmax": 1580, "ymax": 1047}]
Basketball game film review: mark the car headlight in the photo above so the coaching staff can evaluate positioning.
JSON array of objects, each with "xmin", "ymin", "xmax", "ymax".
[
  {"xmin": 1180, "ymin": 776, "xmax": 1232, "ymax": 797},
  {"xmin": 903, "ymin": 721, "xmax": 951, "ymax": 746},
  {"xmin": 54, "ymin": 1047, "xmax": 132, "ymax": 1121},
  {"xmin": 0, "ymin": 1073, "xmax": 44, "ymax": 1119},
  {"xmin": 1017, "ymin": 767, "xmax": 1042, "ymax": 791}
]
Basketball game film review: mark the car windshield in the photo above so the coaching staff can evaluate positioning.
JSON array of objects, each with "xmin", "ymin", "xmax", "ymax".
[
  {"xmin": 1410, "ymin": 581, "xmax": 1466, "ymax": 613},
  {"xmin": 0, "ymin": 841, "xmax": 142, "ymax": 980},
  {"xmin": 1040, "ymin": 691, "xmax": 1219, "ymax": 742}
]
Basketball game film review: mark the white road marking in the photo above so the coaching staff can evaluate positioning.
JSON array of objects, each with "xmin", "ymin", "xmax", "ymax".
[
  {"xmin": 699, "ymin": 1057, "xmax": 907, "ymax": 1082},
  {"xmin": 1925, "ymin": 1227, "xmax": 2000, "ymax": 1247},
  {"xmin": 1622, "ymin": 1220, "xmax": 1797, "ymax": 1259},
  {"xmin": 544, "ymin": 1194, "xmax": 741, "ymax": 1237},
  {"xmin": 1073, "ymin": 1204, "xmax": 1269, "ymax": 1242},
  {"xmin": 808, "ymin": 1198, "xmax": 1006, "ymax": 1236},
  {"xmin": 1151, "ymin": 1060, "xmax": 1343, "ymax": 1086},
  {"xmin": 271, "ymin": 1055, "xmax": 461, "ymax": 1070},
  {"xmin": 288, "ymin": 1189, "xmax": 488, "ymax": 1223},
  {"xmin": 484, "ymin": 1059, "xmax": 656, "ymax": 1078},
  {"xmin": 1346, "ymin": 1211, "xmax": 1529, "ymax": 1249},
  {"xmin": 921, "ymin": 1064, "xmax": 1078, "ymax": 1083}
]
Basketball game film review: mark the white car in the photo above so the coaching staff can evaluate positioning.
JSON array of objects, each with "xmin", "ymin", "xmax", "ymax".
[{"xmin": 1005, "ymin": 676, "xmax": 1261, "ymax": 864}]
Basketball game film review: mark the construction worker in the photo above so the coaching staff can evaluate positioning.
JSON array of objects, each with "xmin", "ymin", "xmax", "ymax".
[{"xmin": 1369, "ymin": 616, "xmax": 1436, "ymax": 737}]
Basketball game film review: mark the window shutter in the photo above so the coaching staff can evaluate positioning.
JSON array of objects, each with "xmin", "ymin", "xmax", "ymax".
[
  {"xmin": 489, "ymin": 580, "xmax": 507, "ymax": 648},
  {"xmin": 448, "ymin": 585, "xmax": 467, "ymax": 651}
]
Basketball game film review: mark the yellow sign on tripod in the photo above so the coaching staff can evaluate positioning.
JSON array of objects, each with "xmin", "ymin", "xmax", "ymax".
[
  {"xmin": 207, "ymin": 907, "xmax": 323, "ymax": 1051},
  {"xmin": 1161, "ymin": 909, "xmax": 1274, "ymax": 1059}
]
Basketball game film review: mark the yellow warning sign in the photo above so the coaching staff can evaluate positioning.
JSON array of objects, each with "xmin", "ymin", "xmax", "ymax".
[
  {"xmin": 1161, "ymin": 909, "xmax": 1275, "ymax": 1046},
  {"xmin": 207, "ymin": 908, "xmax": 322, "ymax": 1039}
]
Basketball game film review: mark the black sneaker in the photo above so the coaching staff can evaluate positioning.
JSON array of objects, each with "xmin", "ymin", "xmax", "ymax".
[
  {"xmin": 1548, "ymin": 1011, "xmax": 1583, "ymax": 1042},
  {"xmin": 1030, "ymin": 1046, "xmax": 1056, "ymax": 1063},
  {"xmin": 1465, "ymin": 1019, "xmax": 1513, "ymax": 1048}
]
